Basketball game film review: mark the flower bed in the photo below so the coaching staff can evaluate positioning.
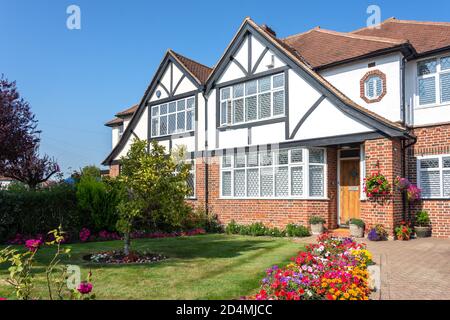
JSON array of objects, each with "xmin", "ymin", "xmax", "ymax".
[
  {"xmin": 6, "ymin": 228, "xmax": 206, "ymax": 245},
  {"xmin": 83, "ymin": 251, "xmax": 167, "ymax": 264},
  {"xmin": 251, "ymin": 234, "xmax": 373, "ymax": 300}
]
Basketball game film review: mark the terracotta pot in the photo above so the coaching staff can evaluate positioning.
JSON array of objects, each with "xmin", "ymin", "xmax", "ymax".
[
  {"xmin": 311, "ymin": 223, "xmax": 324, "ymax": 235},
  {"xmin": 349, "ymin": 224, "xmax": 364, "ymax": 238},
  {"xmin": 414, "ymin": 226, "xmax": 431, "ymax": 238}
]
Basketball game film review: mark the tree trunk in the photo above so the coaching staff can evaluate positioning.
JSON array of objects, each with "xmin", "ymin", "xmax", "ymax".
[{"xmin": 124, "ymin": 232, "xmax": 131, "ymax": 255}]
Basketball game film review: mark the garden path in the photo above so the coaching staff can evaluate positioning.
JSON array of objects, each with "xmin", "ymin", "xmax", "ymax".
[{"xmin": 366, "ymin": 237, "xmax": 450, "ymax": 300}]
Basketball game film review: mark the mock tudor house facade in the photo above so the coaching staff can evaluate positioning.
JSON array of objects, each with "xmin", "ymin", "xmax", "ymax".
[{"xmin": 103, "ymin": 17, "xmax": 450, "ymax": 238}]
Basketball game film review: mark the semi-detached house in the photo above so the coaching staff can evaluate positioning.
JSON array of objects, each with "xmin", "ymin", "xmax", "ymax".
[{"xmin": 103, "ymin": 17, "xmax": 450, "ymax": 238}]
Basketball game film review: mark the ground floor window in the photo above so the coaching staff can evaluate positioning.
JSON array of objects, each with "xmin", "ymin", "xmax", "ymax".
[
  {"xmin": 220, "ymin": 147, "xmax": 326, "ymax": 199},
  {"xmin": 417, "ymin": 154, "xmax": 450, "ymax": 198},
  {"xmin": 186, "ymin": 159, "xmax": 196, "ymax": 198}
]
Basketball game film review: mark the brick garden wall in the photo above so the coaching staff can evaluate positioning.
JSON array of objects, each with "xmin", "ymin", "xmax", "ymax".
[{"xmin": 407, "ymin": 124, "xmax": 450, "ymax": 238}]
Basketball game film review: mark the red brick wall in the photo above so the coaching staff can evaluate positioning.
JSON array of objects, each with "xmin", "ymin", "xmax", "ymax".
[
  {"xmin": 189, "ymin": 147, "xmax": 338, "ymax": 230},
  {"xmin": 407, "ymin": 124, "xmax": 450, "ymax": 238},
  {"xmin": 109, "ymin": 164, "xmax": 120, "ymax": 177},
  {"xmin": 360, "ymin": 138, "xmax": 403, "ymax": 236}
]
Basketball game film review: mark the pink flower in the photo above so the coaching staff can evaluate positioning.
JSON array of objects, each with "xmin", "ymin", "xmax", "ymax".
[
  {"xmin": 79, "ymin": 228, "xmax": 91, "ymax": 242},
  {"xmin": 0, "ymin": 297, "xmax": 7, "ymax": 300},
  {"xmin": 77, "ymin": 282, "xmax": 93, "ymax": 294},
  {"xmin": 25, "ymin": 239, "xmax": 42, "ymax": 252}
]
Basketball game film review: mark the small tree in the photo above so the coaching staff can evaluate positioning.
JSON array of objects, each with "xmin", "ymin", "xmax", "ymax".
[
  {"xmin": 0, "ymin": 75, "xmax": 39, "ymax": 165},
  {"xmin": 116, "ymin": 139, "xmax": 192, "ymax": 255},
  {"xmin": 1, "ymin": 145, "xmax": 59, "ymax": 190},
  {"xmin": 80, "ymin": 165, "xmax": 101, "ymax": 178}
]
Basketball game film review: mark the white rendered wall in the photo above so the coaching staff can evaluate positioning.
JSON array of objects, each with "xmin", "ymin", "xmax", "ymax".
[{"xmin": 320, "ymin": 52, "xmax": 403, "ymax": 123}]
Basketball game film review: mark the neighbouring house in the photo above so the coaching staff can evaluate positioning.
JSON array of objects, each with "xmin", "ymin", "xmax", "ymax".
[
  {"xmin": 103, "ymin": 17, "xmax": 450, "ymax": 238},
  {"xmin": 0, "ymin": 176, "xmax": 14, "ymax": 189}
]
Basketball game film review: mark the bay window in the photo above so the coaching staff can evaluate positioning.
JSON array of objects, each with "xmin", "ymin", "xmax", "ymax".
[
  {"xmin": 417, "ymin": 155, "xmax": 450, "ymax": 198},
  {"xmin": 151, "ymin": 96, "xmax": 195, "ymax": 137},
  {"xmin": 220, "ymin": 147, "xmax": 326, "ymax": 199},
  {"xmin": 417, "ymin": 55, "xmax": 450, "ymax": 106},
  {"xmin": 220, "ymin": 73, "xmax": 285, "ymax": 126}
]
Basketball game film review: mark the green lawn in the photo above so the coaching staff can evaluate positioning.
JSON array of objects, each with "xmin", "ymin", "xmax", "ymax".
[{"xmin": 0, "ymin": 234, "xmax": 305, "ymax": 300}]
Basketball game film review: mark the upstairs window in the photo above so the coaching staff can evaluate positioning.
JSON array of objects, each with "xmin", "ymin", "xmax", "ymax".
[
  {"xmin": 151, "ymin": 96, "xmax": 195, "ymax": 137},
  {"xmin": 417, "ymin": 155, "xmax": 450, "ymax": 198},
  {"xmin": 417, "ymin": 56, "xmax": 450, "ymax": 106},
  {"xmin": 220, "ymin": 73, "xmax": 285, "ymax": 126},
  {"xmin": 360, "ymin": 70, "xmax": 386, "ymax": 103},
  {"xmin": 364, "ymin": 75, "xmax": 383, "ymax": 100}
]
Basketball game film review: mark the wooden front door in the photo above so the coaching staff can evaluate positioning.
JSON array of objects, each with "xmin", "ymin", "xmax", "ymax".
[{"xmin": 339, "ymin": 159, "xmax": 360, "ymax": 225}]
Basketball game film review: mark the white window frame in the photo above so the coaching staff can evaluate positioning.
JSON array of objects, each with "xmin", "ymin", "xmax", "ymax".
[
  {"xmin": 150, "ymin": 96, "xmax": 195, "ymax": 137},
  {"xmin": 417, "ymin": 154, "xmax": 450, "ymax": 199},
  {"xmin": 415, "ymin": 54, "xmax": 450, "ymax": 109},
  {"xmin": 360, "ymin": 145, "xmax": 367, "ymax": 200},
  {"xmin": 219, "ymin": 147, "xmax": 327, "ymax": 200},
  {"xmin": 364, "ymin": 75, "xmax": 383, "ymax": 100},
  {"xmin": 219, "ymin": 73, "xmax": 285, "ymax": 127}
]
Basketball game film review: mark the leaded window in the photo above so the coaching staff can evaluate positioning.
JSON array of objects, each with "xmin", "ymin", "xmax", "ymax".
[
  {"xmin": 220, "ymin": 147, "xmax": 326, "ymax": 198},
  {"xmin": 418, "ymin": 155, "xmax": 450, "ymax": 198},
  {"xmin": 219, "ymin": 73, "xmax": 285, "ymax": 125},
  {"xmin": 151, "ymin": 96, "xmax": 195, "ymax": 137},
  {"xmin": 417, "ymin": 56, "xmax": 450, "ymax": 106}
]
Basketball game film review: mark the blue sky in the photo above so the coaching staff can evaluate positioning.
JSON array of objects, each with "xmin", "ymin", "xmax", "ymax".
[{"xmin": 1, "ymin": 0, "xmax": 449, "ymax": 176}]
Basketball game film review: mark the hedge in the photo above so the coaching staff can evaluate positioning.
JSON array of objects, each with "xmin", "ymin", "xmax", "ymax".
[{"xmin": 0, "ymin": 183, "xmax": 88, "ymax": 242}]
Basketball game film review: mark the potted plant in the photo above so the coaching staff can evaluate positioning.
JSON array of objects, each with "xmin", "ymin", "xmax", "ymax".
[
  {"xmin": 364, "ymin": 171, "xmax": 391, "ymax": 198},
  {"xmin": 395, "ymin": 221, "xmax": 412, "ymax": 241},
  {"xmin": 367, "ymin": 224, "xmax": 388, "ymax": 241},
  {"xmin": 414, "ymin": 210, "xmax": 431, "ymax": 238},
  {"xmin": 309, "ymin": 216, "xmax": 325, "ymax": 235},
  {"xmin": 349, "ymin": 218, "xmax": 365, "ymax": 238}
]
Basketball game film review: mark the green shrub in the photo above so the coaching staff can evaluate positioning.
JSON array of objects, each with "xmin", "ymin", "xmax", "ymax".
[
  {"xmin": 415, "ymin": 210, "xmax": 430, "ymax": 226},
  {"xmin": 264, "ymin": 227, "xmax": 285, "ymax": 237},
  {"xmin": 309, "ymin": 216, "xmax": 325, "ymax": 225},
  {"xmin": 247, "ymin": 222, "xmax": 267, "ymax": 236},
  {"xmin": 0, "ymin": 183, "xmax": 84, "ymax": 242},
  {"xmin": 224, "ymin": 221, "xmax": 310, "ymax": 238},
  {"xmin": 76, "ymin": 176, "xmax": 122, "ymax": 231},
  {"xmin": 285, "ymin": 223, "xmax": 310, "ymax": 237},
  {"xmin": 225, "ymin": 220, "xmax": 241, "ymax": 234},
  {"xmin": 181, "ymin": 208, "xmax": 223, "ymax": 233},
  {"xmin": 349, "ymin": 218, "xmax": 365, "ymax": 228}
]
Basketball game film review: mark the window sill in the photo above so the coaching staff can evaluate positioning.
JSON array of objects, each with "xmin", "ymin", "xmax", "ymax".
[
  {"xmin": 218, "ymin": 197, "xmax": 329, "ymax": 201},
  {"xmin": 218, "ymin": 116, "xmax": 286, "ymax": 131},
  {"xmin": 151, "ymin": 131, "xmax": 195, "ymax": 139},
  {"xmin": 420, "ymin": 197, "xmax": 450, "ymax": 201},
  {"xmin": 414, "ymin": 102, "xmax": 450, "ymax": 110}
]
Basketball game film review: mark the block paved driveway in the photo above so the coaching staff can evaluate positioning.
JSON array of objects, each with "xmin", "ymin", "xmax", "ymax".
[{"xmin": 365, "ymin": 238, "xmax": 450, "ymax": 300}]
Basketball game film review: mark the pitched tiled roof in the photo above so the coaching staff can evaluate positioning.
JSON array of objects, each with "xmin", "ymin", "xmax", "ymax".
[
  {"xmin": 105, "ymin": 117, "xmax": 123, "ymax": 127},
  {"xmin": 352, "ymin": 18, "xmax": 450, "ymax": 55},
  {"xmin": 170, "ymin": 50, "xmax": 212, "ymax": 84},
  {"xmin": 283, "ymin": 28, "xmax": 409, "ymax": 69},
  {"xmin": 115, "ymin": 104, "xmax": 138, "ymax": 117},
  {"xmin": 247, "ymin": 19, "xmax": 408, "ymax": 133},
  {"xmin": 105, "ymin": 104, "xmax": 138, "ymax": 127}
]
